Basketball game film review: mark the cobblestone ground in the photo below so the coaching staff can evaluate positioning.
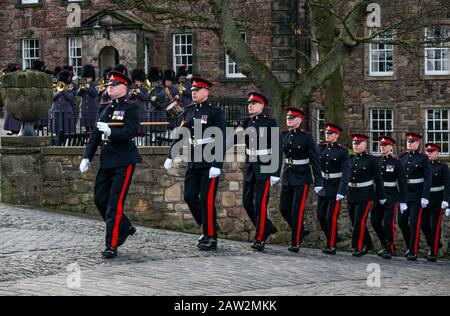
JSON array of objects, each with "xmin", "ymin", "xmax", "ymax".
[{"xmin": 0, "ymin": 204, "xmax": 449, "ymax": 296}]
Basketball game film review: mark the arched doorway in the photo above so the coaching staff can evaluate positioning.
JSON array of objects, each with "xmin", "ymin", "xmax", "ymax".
[{"xmin": 99, "ymin": 46, "xmax": 119, "ymax": 78}]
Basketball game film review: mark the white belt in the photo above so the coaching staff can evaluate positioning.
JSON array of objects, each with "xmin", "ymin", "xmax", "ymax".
[
  {"xmin": 286, "ymin": 158, "xmax": 310, "ymax": 165},
  {"xmin": 430, "ymin": 186, "xmax": 444, "ymax": 192},
  {"xmin": 322, "ymin": 172, "xmax": 343, "ymax": 179},
  {"xmin": 348, "ymin": 180, "xmax": 374, "ymax": 188},
  {"xmin": 407, "ymin": 178, "xmax": 424, "ymax": 184},
  {"xmin": 189, "ymin": 137, "xmax": 215, "ymax": 145},
  {"xmin": 384, "ymin": 181, "xmax": 398, "ymax": 187},
  {"xmin": 246, "ymin": 148, "xmax": 272, "ymax": 156}
]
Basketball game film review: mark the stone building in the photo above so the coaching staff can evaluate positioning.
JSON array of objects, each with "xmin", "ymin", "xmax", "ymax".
[{"xmin": 1, "ymin": 0, "xmax": 450, "ymax": 155}]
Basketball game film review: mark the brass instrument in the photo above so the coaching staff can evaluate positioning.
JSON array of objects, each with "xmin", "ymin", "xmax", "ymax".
[
  {"xmin": 178, "ymin": 82, "xmax": 186, "ymax": 95},
  {"xmin": 53, "ymin": 81, "xmax": 73, "ymax": 92},
  {"xmin": 96, "ymin": 79, "xmax": 108, "ymax": 93},
  {"xmin": 131, "ymin": 83, "xmax": 141, "ymax": 95},
  {"xmin": 0, "ymin": 67, "xmax": 6, "ymax": 85},
  {"xmin": 142, "ymin": 79, "xmax": 154, "ymax": 93},
  {"xmin": 77, "ymin": 78, "xmax": 89, "ymax": 90}
]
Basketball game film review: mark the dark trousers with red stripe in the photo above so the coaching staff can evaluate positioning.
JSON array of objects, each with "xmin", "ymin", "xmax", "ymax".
[
  {"xmin": 348, "ymin": 201, "xmax": 373, "ymax": 252},
  {"xmin": 398, "ymin": 200, "xmax": 423, "ymax": 256},
  {"xmin": 243, "ymin": 177, "xmax": 275, "ymax": 242},
  {"xmin": 280, "ymin": 184, "xmax": 309, "ymax": 246},
  {"xmin": 94, "ymin": 165, "xmax": 135, "ymax": 248},
  {"xmin": 370, "ymin": 201, "xmax": 398, "ymax": 254},
  {"xmin": 184, "ymin": 167, "xmax": 219, "ymax": 238},
  {"xmin": 421, "ymin": 204, "xmax": 445, "ymax": 257},
  {"xmin": 316, "ymin": 197, "xmax": 342, "ymax": 249}
]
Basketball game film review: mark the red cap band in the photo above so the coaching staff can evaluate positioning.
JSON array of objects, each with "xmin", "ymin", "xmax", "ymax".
[
  {"xmin": 192, "ymin": 81, "xmax": 210, "ymax": 89},
  {"xmin": 406, "ymin": 135, "xmax": 421, "ymax": 141},
  {"xmin": 353, "ymin": 136, "xmax": 367, "ymax": 141},
  {"xmin": 248, "ymin": 95, "xmax": 265, "ymax": 105},
  {"xmin": 287, "ymin": 110, "xmax": 303, "ymax": 118},
  {"xmin": 326, "ymin": 126, "xmax": 341, "ymax": 134},
  {"xmin": 110, "ymin": 75, "xmax": 129, "ymax": 87},
  {"xmin": 380, "ymin": 137, "xmax": 394, "ymax": 145},
  {"xmin": 425, "ymin": 144, "xmax": 440, "ymax": 151}
]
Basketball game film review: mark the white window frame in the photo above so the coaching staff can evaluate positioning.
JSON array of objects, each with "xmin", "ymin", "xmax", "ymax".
[
  {"xmin": 369, "ymin": 31, "xmax": 394, "ymax": 77},
  {"xmin": 425, "ymin": 26, "xmax": 450, "ymax": 76},
  {"xmin": 172, "ymin": 33, "xmax": 193, "ymax": 77},
  {"xmin": 21, "ymin": 38, "xmax": 39, "ymax": 69},
  {"xmin": 144, "ymin": 43, "xmax": 150, "ymax": 74},
  {"xmin": 21, "ymin": 0, "xmax": 39, "ymax": 4},
  {"xmin": 315, "ymin": 109, "xmax": 325, "ymax": 143},
  {"xmin": 426, "ymin": 109, "xmax": 450, "ymax": 155},
  {"xmin": 370, "ymin": 109, "xmax": 394, "ymax": 154},
  {"xmin": 68, "ymin": 37, "xmax": 82, "ymax": 79},
  {"xmin": 225, "ymin": 32, "xmax": 247, "ymax": 78}
]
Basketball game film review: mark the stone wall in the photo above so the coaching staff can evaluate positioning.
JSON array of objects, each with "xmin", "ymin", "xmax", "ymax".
[{"xmin": 1, "ymin": 136, "xmax": 449, "ymax": 258}]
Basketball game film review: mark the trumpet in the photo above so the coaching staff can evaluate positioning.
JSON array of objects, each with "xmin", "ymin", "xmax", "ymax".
[
  {"xmin": 53, "ymin": 81, "xmax": 73, "ymax": 92},
  {"xmin": 77, "ymin": 78, "xmax": 89, "ymax": 90},
  {"xmin": 131, "ymin": 83, "xmax": 141, "ymax": 95},
  {"xmin": 96, "ymin": 79, "xmax": 108, "ymax": 93},
  {"xmin": 178, "ymin": 82, "xmax": 186, "ymax": 95},
  {"xmin": 0, "ymin": 67, "xmax": 6, "ymax": 85}
]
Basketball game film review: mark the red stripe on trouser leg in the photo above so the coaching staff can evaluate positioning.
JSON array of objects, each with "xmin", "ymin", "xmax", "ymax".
[
  {"xmin": 391, "ymin": 203, "xmax": 398, "ymax": 254},
  {"xmin": 357, "ymin": 201, "xmax": 373, "ymax": 251},
  {"xmin": 112, "ymin": 165, "xmax": 133, "ymax": 248},
  {"xmin": 330, "ymin": 200, "xmax": 341, "ymax": 248},
  {"xmin": 433, "ymin": 209, "xmax": 444, "ymax": 257},
  {"xmin": 207, "ymin": 177, "xmax": 217, "ymax": 237},
  {"xmin": 413, "ymin": 207, "xmax": 423, "ymax": 255},
  {"xmin": 295, "ymin": 184, "xmax": 309, "ymax": 245},
  {"xmin": 257, "ymin": 179, "xmax": 271, "ymax": 242}
]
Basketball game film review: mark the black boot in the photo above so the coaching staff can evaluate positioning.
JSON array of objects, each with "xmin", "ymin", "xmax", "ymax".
[
  {"xmin": 251, "ymin": 240, "xmax": 266, "ymax": 252},
  {"xmin": 322, "ymin": 247, "xmax": 337, "ymax": 255},
  {"xmin": 427, "ymin": 256, "xmax": 437, "ymax": 262},
  {"xmin": 102, "ymin": 247, "xmax": 117, "ymax": 259},
  {"xmin": 352, "ymin": 250, "xmax": 363, "ymax": 257},
  {"xmin": 361, "ymin": 244, "xmax": 374, "ymax": 256},
  {"xmin": 197, "ymin": 237, "xmax": 217, "ymax": 251},
  {"xmin": 117, "ymin": 226, "xmax": 137, "ymax": 247},
  {"xmin": 407, "ymin": 253, "xmax": 418, "ymax": 261},
  {"xmin": 288, "ymin": 244, "xmax": 300, "ymax": 253},
  {"xmin": 381, "ymin": 251, "xmax": 392, "ymax": 260}
]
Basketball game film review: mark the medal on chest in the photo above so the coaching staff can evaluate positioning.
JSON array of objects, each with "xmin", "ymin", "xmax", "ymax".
[{"xmin": 112, "ymin": 111, "xmax": 125, "ymax": 121}]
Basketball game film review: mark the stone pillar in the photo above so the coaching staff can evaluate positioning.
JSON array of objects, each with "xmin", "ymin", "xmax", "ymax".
[{"xmin": 0, "ymin": 136, "xmax": 50, "ymax": 205}]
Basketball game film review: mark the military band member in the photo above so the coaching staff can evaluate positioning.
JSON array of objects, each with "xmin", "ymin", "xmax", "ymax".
[
  {"xmin": 176, "ymin": 65, "xmax": 192, "ymax": 107},
  {"xmin": 348, "ymin": 134, "xmax": 386, "ymax": 257},
  {"xmin": 316, "ymin": 123, "xmax": 351, "ymax": 255},
  {"xmin": 147, "ymin": 67, "xmax": 164, "ymax": 111},
  {"xmin": 370, "ymin": 136, "xmax": 407, "ymax": 259},
  {"xmin": 78, "ymin": 64, "xmax": 99, "ymax": 132},
  {"xmin": 164, "ymin": 76, "xmax": 226, "ymax": 251},
  {"xmin": 279, "ymin": 107, "xmax": 324, "ymax": 253},
  {"xmin": 130, "ymin": 68, "xmax": 149, "ymax": 137},
  {"xmin": 153, "ymin": 69, "xmax": 180, "ymax": 132},
  {"xmin": 399, "ymin": 133, "xmax": 431, "ymax": 261},
  {"xmin": 421, "ymin": 143, "xmax": 449, "ymax": 262},
  {"xmin": 236, "ymin": 92, "xmax": 281, "ymax": 252},
  {"xmin": 79, "ymin": 70, "xmax": 142, "ymax": 259},
  {"xmin": 49, "ymin": 69, "xmax": 76, "ymax": 134}
]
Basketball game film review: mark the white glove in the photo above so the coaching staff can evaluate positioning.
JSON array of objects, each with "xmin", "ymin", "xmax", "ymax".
[
  {"xmin": 379, "ymin": 199, "xmax": 387, "ymax": 205},
  {"xmin": 400, "ymin": 203, "xmax": 408, "ymax": 214},
  {"xmin": 209, "ymin": 167, "xmax": 221, "ymax": 179},
  {"xmin": 421, "ymin": 198, "xmax": 429, "ymax": 209},
  {"xmin": 441, "ymin": 201, "xmax": 449, "ymax": 209},
  {"xmin": 314, "ymin": 186, "xmax": 323, "ymax": 194},
  {"xmin": 79, "ymin": 158, "xmax": 90, "ymax": 173},
  {"xmin": 270, "ymin": 176, "xmax": 280, "ymax": 186},
  {"xmin": 151, "ymin": 96, "xmax": 157, "ymax": 102},
  {"xmin": 446, "ymin": 209, "xmax": 450, "ymax": 217},
  {"xmin": 336, "ymin": 194, "xmax": 345, "ymax": 201},
  {"xmin": 164, "ymin": 158, "xmax": 173, "ymax": 171},
  {"xmin": 97, "ymin": 122, "xmax": 111, "ymax": 137}
]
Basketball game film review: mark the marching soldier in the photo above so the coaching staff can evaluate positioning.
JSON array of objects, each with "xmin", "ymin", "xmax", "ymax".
[
  {"xmin": 79, "ymin": 70, "xmax": 142, "ymax": 259},
  {"xmin": 348, "ymin": 134, "xmax": 386, "ymax": 257},
  {"xmin": 370, "ymin": 136, "xmax": 408, "ymax": 259},
  {"xmin": 399, "ymin": 133, "xmax": 431, "ymax": 261},
  {"xmin": 279, "ymin": 107, "xmax": 324, "ymax": 253},
  {"xmin": 235, "ymin": 92, "xmax": 281, "ymax": 252},
  {"xmin": 421, "ymin": 143, "xmax": 449, "ymax": 262},
  {"xmin": 77, "ymin": 64, "xmax": 99, "ymax": 132},
  {"xmin": 164, "ymin": 76, "xmax": 226, "ymax": 251},
  {"xmin": 316, "ymin": 123, "xmax": 351, "ymax": 255}
]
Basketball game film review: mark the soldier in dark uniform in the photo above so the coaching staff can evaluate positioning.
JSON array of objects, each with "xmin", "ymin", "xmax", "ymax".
[
  {"xmin": 176, "ymin": 65, "xmax": 192, "ymax": 107},
  {"xmin": 164, "ymin": 76, "xmax": 226, "ymax": 251},
  {"xmin": 148, "ymin": 67, "xmax": 164, "ymax": 111},
  {"xmin": 78, "ymin": 64, "xmax": 99, "ymax": 132},
  {"xmin": 99, "ymin": 67, "xmax": 113, "ymax": 107},
  {"xmin": 235, "ymin": 92, "xmax": 281, "ymax": 252},
  {"xmin": 2, "ymin": 63, "xmax": 22, "ymax": 135},
  {"xmin": 79, "ymin": 70, "xmax": 142, "ymax": 259},
  {"xmin": 279, "ymin": 107, "xmax": 324, "ymax": 253},
  {"xmin": 49, "ymin": 70, "xmax": 76, "ymax": 134},
  {"xmin": 154, "ymin": 69, "xmax": 180, "ymax": 133},
  {"xmin": 398, "ymin": 133, "xmax": 431, "ymax": 261},
  {"xmin": 130, "ymin": 68, "xmax": 149, "ymax": 137},
  {"xmin": 421, "ymin": 143, "xmax": 449, "ymax": 262},
  {"xmin": 316, "ymin": 123, "xmax": 351, "ymax": 255},
  {"xmin": 370, "ymin": 136, "xmax": 408, "ymax": 259},
  {"xmin": 348, "ymin": 133, "xmax": 386, "ymax": 257}
]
